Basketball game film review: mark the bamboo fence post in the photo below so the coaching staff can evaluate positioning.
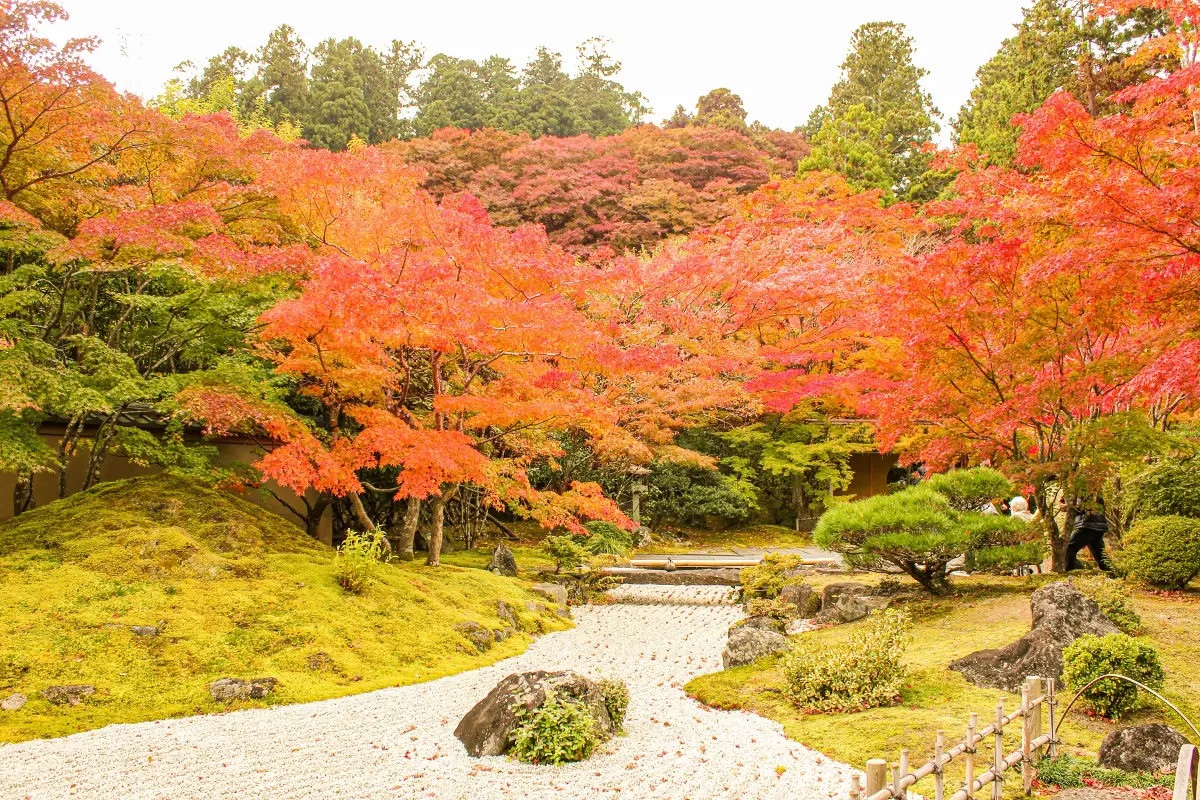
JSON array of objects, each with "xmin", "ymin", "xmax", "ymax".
[
  {"xmin": 867, "ymin": 758, "xmax": 889, "ymax": 798},
  {"xmin": 893, "ymin": 763, "xmax": 903, "ymax": 800},
  {"xmin": 851, "ymin": 774, "xmax": 863, "ymax": 800},
  {"xmin": 898, "ymin": 749, "xmax": 911, "ymax": 800},
  {"xmin": 935, "ymin": 730, "xmax": 946, "ymax": 800},
  {"xmin": 993, "ymin": 699, "xmax": 1005, "ymax": 800},
  {"xmin": 1021, "ymin": 682, "xmax": 1033, "ymax": 796},
  {"xmin": 1024, "ymin": 676, "xmax": 1043, "ymax": 759},
  {"xmin": 965, "ymin": 712, "xmax": 978, "ymax": 800},
  {"xmin": 1046, "ymin": 678, "xmax": 1058, "ymax": 759}
]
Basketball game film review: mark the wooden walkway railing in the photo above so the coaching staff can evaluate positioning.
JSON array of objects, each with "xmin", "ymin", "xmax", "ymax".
[{"xmin": 849, "ymin": 676, "xmax": 1056, "ymax": 800}]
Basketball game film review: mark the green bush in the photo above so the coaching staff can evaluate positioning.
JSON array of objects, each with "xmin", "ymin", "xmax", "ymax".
[
  {"xmin": 333, "ymin": 530, "xmax": 389, "ymax": 592},
  {"xmin": 741, "ymin": 553, "xmax": 804, "ymax": 600},
  {"xmin": 783, "ymin": 609, "xmax": 912, "ymax": 713},
  {"xmin": 542, "ymin": 535, "xmax": 589, "ymax": 573},
  {"xmin": 1061, "ymin": 633, "xmax": 1165, "ymax": 719},
  {"xmin": 575, "ymin": 521, "xmax": 634, "ymax": 556},
  {"xmin": 1124, "ymin": 456, "xmax": 1200, "ymax": 521},
  {"xmin": 924, "ymin": 467, "xmax": 1014, "ymax": 512},
  {"xmin": 508, "ymin": 690, "xmax": 600, "ymax": 764},
  {"xmin": 1113, "ymin": 515, "xmax": 1200, "ymax": 589},
  {"xmin": 814, "ymin": 486, "xmax": 967, "ymax": 593},
  {"xmin": 1071, "ymin": 575, "xmax": 1142, "ymax": 636},
  {"xmin": 599, "ymin": 679, "xmax": 630, "ymax": 730}
]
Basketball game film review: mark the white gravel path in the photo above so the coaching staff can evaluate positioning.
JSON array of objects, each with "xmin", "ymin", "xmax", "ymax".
[{"xmin": 2, "ymin": 588, "xmax": 854, "ymax": 800}]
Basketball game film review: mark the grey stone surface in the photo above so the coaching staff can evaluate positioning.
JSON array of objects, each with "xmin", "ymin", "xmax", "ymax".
[
  {"xmin": 454, "ymin": 621, "xmax": 495, "ymax": 654},
  {"xmin": 497, "ymin": 600, "xmax": 518, "ymax": 628},
  {"xmin": 487, "ymin": 544, "xmax": 519, "ymax": 577},
  {"xmin": 722, "ymin": 626, "xmax": 788, "ymax": 668},
  {"xmin": 1, "ymin": 693, "xmax": 27, "ymax": 711},
  {"xmin": 531, "ymin": 583, "xmax": 569, "ymax": 605},
  {"xmin": 950, "ymin": 582, "xmax": 1119, "ymax": 692},
  {"xmin": 129, "ymin": 625, "xmax": 160, "ymax": 637},
  {"xmin": 738, "ymin": 616, "xmax": 786, "ymax": 634},
  {"xmin": 208, "ymin": 677, "xmax": 278, "ymax": 703},
  {"xmin": 780, "ymin": 583, "xmax": 818, "ymax": 618},
  {"xmin": 820, "ymin": 582, "xmax": 872, "ymax": 610},
  {"xmin": 814, "ymin": 594, "xmax": 890, "ymax": 625},
  {"xmin": 454, "ymin": 670, "xmax": 616, "ymax": 758},
  {"xmin": 40, "ymin": 685, "xmax": 95, "ymax": 706},
  {"xmin": 1097, "ymin": 723, "xmax": 1188, "ymax": 774}
]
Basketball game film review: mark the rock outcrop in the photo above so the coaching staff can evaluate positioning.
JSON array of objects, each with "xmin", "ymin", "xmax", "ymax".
[
  {"xmin": 950, "ymin": 582, "xmax": 1118, "ymax": 692},
  {"xmin": 1097, "ymin": 723, "xmax": 1188, "ymax": 774},
  {"xmin": 722, "ymin": 625, "xmax": 788, "ymax": 668},
  {"xmin": 454, "ymin": 670, "xmax": 616, "ymax": 757},
  {"xmin": 487, "ymin": 544, "xmax": 519, "ymax": 577},
  {"xmin": 454, "ymin": 621, "xmax": 495, "ymax": 654}
]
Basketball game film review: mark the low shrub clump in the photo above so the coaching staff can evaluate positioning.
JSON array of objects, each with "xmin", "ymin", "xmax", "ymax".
[
  {"xmin": 783, "ymin": 609, "xmax": 912, "ymax": 713},
  {"xmin": 542, "ymin": 535, "xmax": 589, "ymax": 573},
  {"xmin": 1113, "ymin": 515, "xmax": 1200, "ymax": 589},
  {"xmin": 333, "ymin": 529, "xmax": 390, "ymax": 592},
  {"xmin": 1122, "ymin": 456, "xmax": 1200, "ymax": 522},
  {"xmin": 599, "ymin": 679, "xmax": 630, "ymax": 731},
  {"xmin": 1071, "ymin": 575, "xmax": 1142, "ymax": 636},
  {"xmin": 1035, "ymin": 753, "xmax": 1173, "ymax": 790},
  {"xmin": 745, "ymin": 597, "xmax": 798, "ymax": 627},
  {"xmin": 741, "ymin": 553, "xmax": 804, "ymax": 600},
  {"xmin": 508, "ymin": 690, "xmax": 601, "ymax": 764},
  {"xmin": 1061, "ymin": 633, "xmax": 1165, "ymax": 719},
  {"xmin": 574, "ymin": 521, "xmax": 634, "ymax": 556}
]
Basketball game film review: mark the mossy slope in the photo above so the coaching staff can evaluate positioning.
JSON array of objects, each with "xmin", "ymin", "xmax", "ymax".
[{"xmin": 0, "ymin": 474, "xmax": 568, "ymax": 743}]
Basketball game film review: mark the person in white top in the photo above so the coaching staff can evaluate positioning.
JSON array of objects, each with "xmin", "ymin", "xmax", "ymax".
[{"xmin": 1009, "ymin": 495, "xmax": 1034, "ymax": 522}]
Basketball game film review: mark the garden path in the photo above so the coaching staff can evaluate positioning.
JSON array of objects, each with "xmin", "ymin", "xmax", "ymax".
[{"xmin": 3, "ymin": 587, "xmax": 854, "ymax": 799}]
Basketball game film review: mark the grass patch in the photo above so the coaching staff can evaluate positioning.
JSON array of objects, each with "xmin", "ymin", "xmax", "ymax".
[
  {"xmin": 686, "ymin": 575, "xmax": 1200, "ymax": 795},
  {"xmin": 0, "ymin": 475, "xmax": 570, "ymax": 743}
]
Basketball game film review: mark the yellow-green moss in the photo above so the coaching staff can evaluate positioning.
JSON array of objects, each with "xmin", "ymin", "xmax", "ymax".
[
  {"xmin": 686, "ymin": 576, "xmax": 1200, "ymax": 794},
  {"xmin": 0, "ymin": 474, "xmax": 569, "ymax": 743}
]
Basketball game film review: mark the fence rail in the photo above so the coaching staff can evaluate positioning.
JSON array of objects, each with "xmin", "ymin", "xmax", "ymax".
[{"xmin": 849, "ymin": 676, "xmax": 1056, "ymax": 800}]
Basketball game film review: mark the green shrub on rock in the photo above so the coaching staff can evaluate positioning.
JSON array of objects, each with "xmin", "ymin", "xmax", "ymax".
[
  {"xmin": 784, "ymin": 608, "xmax": 912, "ymax": 713},
  {"xmin": 741, "ymin": 553, "xmax": 804, "ymax": 600},
  {"xmin": 1113, "ymin": 515, "xmax": 1200, "ymax": 589},
  {"xmin": 509, "ymin": 690, "xmax": 600, "ymax": 764},
  {"xmin": 542, "ymin": 535, "xmax": 589, "ymax": 573},
  {"xmin": 1061, "ymin": 633, "xmax": 1165, "ymax": 719},
  {"xmin": 1071, "ymin": 575, "xmax": 1142, "ymax": 635},
  {"xmin": 599, "ymin": 679, "xmax": 630, "ymax": 730}
]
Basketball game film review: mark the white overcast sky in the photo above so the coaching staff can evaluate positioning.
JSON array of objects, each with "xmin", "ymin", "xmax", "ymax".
[{"xmin": 57, "ymin": 0, "xmax": 1030, "ymax": 137}]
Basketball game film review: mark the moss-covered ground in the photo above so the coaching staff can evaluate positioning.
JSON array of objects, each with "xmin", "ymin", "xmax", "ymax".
[
  {"xmin": 686, "ymin": 575, "xmax": 1200, "ymax": 795},
  {"xmin": 0, "ymin": 475, "xmax": 569, "ymax": 743}
]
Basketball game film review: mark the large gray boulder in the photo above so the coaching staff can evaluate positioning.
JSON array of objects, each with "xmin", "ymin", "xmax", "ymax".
[
  {"xmin": 531, "ymin": 583, "xmax": 569, "ymax": 605},
  {"xmin": 722, "ymin": 625, "xmax": 788, "ymax": 668},
  {"xmin": 780, "ymin": 583, "xmax": 819, "ymax": 618},
  {"xmin": 1098, "ymin": 724, "xmax": 1188, "ymax": 773},
  {"xmin": 488, "ymin": 544, "xmax": 519, "ymax": 577},
  {"xmin": 454, "ymin": 670, "xmax": 615, "ymax": 757},
  {"xmin": 950, "ymin": 582, "xmax": 1118, "ymax": 692},
  {"xmin": 820, "ymin": 582, "xmax": 872, "ymax": 610}
]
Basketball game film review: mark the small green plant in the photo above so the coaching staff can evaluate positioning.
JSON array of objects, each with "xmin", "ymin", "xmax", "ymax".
[
  {"xmin": 599, "ymin": 678, "xmax": 630, "ymax": 730},
  {"xmin": 783, "ymin": 608, "xmax": 912, "ymax": 713},
  {"xmin": 1061, "ymin": 633, "xmax": 1165, "ymax": 719},
  {"xmin": 1035, "ymin": 753, "xmax": 1172, "ymax": 790},
  {"xmin": 508, "ymin": 690, "xmax": 600, "ymax": 764},
  {"xmin": 1071, "ymin": 575, "xmax": 1142, "ymax": 635},
  {"xmin": 1113, "ymin": 515, "xmax": 1200, "ymax": 589},
  {"xmin": 542, "ymin": 535, "xmax": 589, "ymax": 573},
  {"xmin": 333, "ymin": 529, "xmax": 389, "ymax": 592},
  {"xmin": 575, "ymin": 521, "xmax": 634, "ymax": 556},
  {"xmin": 741, "ymin": 553, "xmax": 804, "ymax": 600},
  {"xmin": 745, "ymin": 597, "xmax": 797, "ymax": 626}
]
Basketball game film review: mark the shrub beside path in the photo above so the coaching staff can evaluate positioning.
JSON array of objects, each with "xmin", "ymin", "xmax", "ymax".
[{"xmin": 2, "ymin": 588, "xmax": 853, "ymax": 799}]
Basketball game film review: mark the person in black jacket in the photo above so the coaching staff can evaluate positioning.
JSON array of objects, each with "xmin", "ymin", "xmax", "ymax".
[{"xmin": 1064, "ymin": 498, "xmax": 1113, "ymax": 573}]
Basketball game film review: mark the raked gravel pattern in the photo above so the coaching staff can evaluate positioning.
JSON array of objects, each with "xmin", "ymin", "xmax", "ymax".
[{"xmin": 2, "ymin": 586, "xmax": 854, "ymax": 800}]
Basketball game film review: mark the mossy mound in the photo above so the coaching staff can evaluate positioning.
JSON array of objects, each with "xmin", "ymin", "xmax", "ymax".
[{"xmin": 0, "ymin": 474, "xmax": 569, "ymax": 743}]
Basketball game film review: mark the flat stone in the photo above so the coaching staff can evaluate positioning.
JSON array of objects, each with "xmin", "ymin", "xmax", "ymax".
[
  {"xmin": 1, "ymin": 693, "xmax": 27, "ymax": 711},
  {"xmin": 722, "ymin": 626, "xmax": 788, "ymax": 668},
  {"xmin": 1098, "ymin": 723, "xmax": 1188, "ymax": 773},
  {"xmin": 40, "ymin": 685, "xmax": 95, "ymax": 706},
  {"xmin": 950, "ymin": 582, "xmax": 1118, "ymax": 692},
  {"xmin": 208, "ymin": 677, "xmax": 278, "ymax": 703},
  {"xmin": 814, "ymin": 594, "xmax": 890, "ymax": 625},
  {"xmin": 531, "ymin": 583, "xmax": 568, "ymax": 605},
  {"xmin": 129, "ymin": 625, "xmax": 160, "ymax": 637}
]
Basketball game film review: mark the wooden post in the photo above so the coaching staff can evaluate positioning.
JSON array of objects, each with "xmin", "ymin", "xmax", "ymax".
[
  {"xmin": 993, "ymin": 699, "xmax": 1005, "ymax": 800},
  {"xmin": 898, "ymin": 749, "xmax": 910, "ymax": 800},
  {"xmin": 1046, "ymin": 678, "xmax": 1058, "ymax": 759},
  {"xmin": 1021, "ymin": 683, "xmax": 1033, "ymax": 796},
  {"xmin": 892, "ymin": 764, "xmax": 902, "ymax": 800},
  {"xmin": 1024, "ymin": 676, "xmax": 1043, "ymax": 759},
  {"xmin": 965, "ymin": 713, "xmax": 978, "ymax": 800},
  {"xmin": 867, "ymin": 758, "xmax": 889, "ymax": 799},
  {"xmin": 935, "ymin": 730, "xmax": 946, "ymax": 800},
  {"xmin": 851, "ymin": 774, "xmax": 863, "ymax": 800}
]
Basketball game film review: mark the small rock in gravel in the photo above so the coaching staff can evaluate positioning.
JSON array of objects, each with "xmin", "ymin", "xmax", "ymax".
[
  {"xmin": 531, "ymin": 583, "xmax": 569, "ymax": 605},
  {"xmin": 454, "ymin": 621, "xmax": 495, "ymax": 654},
  {"xmin": 722, "ymin": 626, "xmax": 788, "ymax": 668},
  {"xmin": 40, "ymin": 685, "xmax": 95, "ymax": 706},
  {"xmin": 209, "ymin": 677, "xmax": 278, "ymax": 703},
  {"xmin": 1, "ymin": 693, "xmax": 27, "ymax": 711}
]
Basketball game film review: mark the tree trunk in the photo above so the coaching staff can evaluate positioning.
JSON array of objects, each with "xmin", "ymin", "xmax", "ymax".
[
  {"xmin": 305, "ymin": 495, "xmax": 330, "ymax": 540},
  {"xmin": 13, "ymin": 469, "xmax": 34, "ymax": 517},
  {"xmin": 425, "ymin": 485, "xmax": 459, "ymax": 567},
  {"xmin": 347, "ymin": 491, "xmax": 377, "ymax": 533},
  {"xmin": 57, "ymin": 414, "xmax": 84, "ymax": 499},
  {"xmin": 396, "ymin": 497, "xmax": 421, "ymax": 561}
]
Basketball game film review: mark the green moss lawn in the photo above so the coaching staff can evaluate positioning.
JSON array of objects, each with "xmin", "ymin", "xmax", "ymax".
[
  {"xmin": 0, "ymin": 474, "xmax": 569, "ymax": 743},
  {"xmin": 686, "ymin": 575, "xmax": 1200, "ymax": 794}
]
